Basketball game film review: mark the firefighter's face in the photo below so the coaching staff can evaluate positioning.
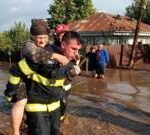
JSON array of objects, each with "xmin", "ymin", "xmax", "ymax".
[
  {"xmin": 61, "ymin": 39, "xmax": 81, "ymax": 60},
  {"xmin": 33, "ymin": 35, "xmax": 49, "ymax": 48}
]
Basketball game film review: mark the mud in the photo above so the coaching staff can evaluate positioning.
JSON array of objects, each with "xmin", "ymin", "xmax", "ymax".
[{"xmin": 0, "ymin": 67, "xmax": 150, "ymax": 135}]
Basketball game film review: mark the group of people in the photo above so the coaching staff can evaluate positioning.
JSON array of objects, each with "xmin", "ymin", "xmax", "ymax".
[
  {"xmin": 4, "ymin": 20, "xmax": 82, "ymax": 135},
  {"xmin": 86, "ymin": 44, "xmax": 109, "ymax": 79}
]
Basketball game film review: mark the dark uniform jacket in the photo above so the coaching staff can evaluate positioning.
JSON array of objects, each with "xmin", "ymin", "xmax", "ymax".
[{"xmin": 4, "ymin": 45, "xmax": 75, "ymax": 104}]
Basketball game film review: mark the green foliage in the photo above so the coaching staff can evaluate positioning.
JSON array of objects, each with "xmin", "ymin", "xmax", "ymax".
[
  {"xmin": 0, "ymin": 33, "xmax": 13, "ymax": 52},
  {"xmin": 6, "ymin": 22, "xmax": 30, "ymax": 51},
  {"xmin": 0, "ymin": 22, "xmax": 29, "ymax": 54},
  {"xmin": 74, "ymin": 0, "xmax": 96, "ymax": 20},
  {"xmin": 47, "ymin": 0, "xmax": 96, "ymax": 28},
  {"xmin": 126, "ymin": 0, "xmax": 150, "ymax": 25}
]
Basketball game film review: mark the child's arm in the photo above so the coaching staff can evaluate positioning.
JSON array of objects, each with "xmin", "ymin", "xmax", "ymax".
[{"xmin": 22, "ymin": 42, "xmax": 69, "ymax": 65}]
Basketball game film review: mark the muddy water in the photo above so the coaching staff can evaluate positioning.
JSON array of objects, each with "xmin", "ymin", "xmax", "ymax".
[
  {"xmin": 0, "ymin": 68, "xmax": 150, "ymax": 134},
  {"xmin": 69, "ymin": 69, "xmax": 150, "ymax": 134},
  {"xmin": 0, "ymin": 68, "xmax": 8, "ymax": 109}
]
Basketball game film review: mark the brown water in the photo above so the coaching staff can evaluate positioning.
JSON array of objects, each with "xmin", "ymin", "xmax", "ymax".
[
  {"xmin": 70, "ymin": 69, "xmax": 150, "ymax": 134},
  {"xmin": 0, "ymin": 68, "xmax": 150, "ymax": 134}
]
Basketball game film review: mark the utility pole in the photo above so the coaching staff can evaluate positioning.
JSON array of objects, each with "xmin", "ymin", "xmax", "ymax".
[{"xmin": 129, "ymin": 0, "xmax": 145, "ymax": 67}]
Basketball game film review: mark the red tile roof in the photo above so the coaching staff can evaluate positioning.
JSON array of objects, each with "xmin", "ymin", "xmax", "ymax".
[{"xmin": 69, "ymin": 12, "xmax": 150, "ymax": 32}]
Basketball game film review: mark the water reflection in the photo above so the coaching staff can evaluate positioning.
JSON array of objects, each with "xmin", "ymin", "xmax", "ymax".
[
  {"xmin": 87, "ymin": 79, "xmax": 107, "ymax": 95},
  {"xmin": 105, "ymin": 69, "xmax": 150, "ymax": 113},
  {"xmin": 71, "ymin": 69, "xmax": 150, "ymax": 124}
]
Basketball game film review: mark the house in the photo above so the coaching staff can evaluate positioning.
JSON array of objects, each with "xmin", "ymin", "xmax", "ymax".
[{"xmin": 69, "ymin": 12, "xmax": 150, "ymax": 45}]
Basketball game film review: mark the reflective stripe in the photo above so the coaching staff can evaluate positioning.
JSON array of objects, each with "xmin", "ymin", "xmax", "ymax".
[
  {"xmin": 5, "ymin": 96, "xmax": 12, "ymax": 102},
  {"xmin": 8, "ymin": 74, "xmax": 21, "ymax": 85},
  {"xmin": 25, "ymin": 101, "xmax": 60, "ymax": 112},
  {"xmin": 19, "ymin": 59, "xmax": 65, "ymax": 87},
  {"xmin": 47, "ymin": 101, "xmax": 60, "ymax": 112},
  {"xmin": 19, "ymin": 59, "xmax": 35, "ymax": 75},
  {"xmin": 31, "ymin": 74, "xmax": 65, "ymax": 87},
  {"xmin": 63, "ymin": 84, "xmax": 71, "ymax": 91}
]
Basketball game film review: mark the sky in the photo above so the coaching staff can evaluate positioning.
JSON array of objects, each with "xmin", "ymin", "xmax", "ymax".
[{"xmin": 0, "ymin": 0, "xmax": 133, "ymax": 32}]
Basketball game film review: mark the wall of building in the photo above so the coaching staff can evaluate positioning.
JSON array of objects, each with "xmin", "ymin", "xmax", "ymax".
[{"xmin": 81, "ymin": 34, "xmax": 150, "ymax": 46}]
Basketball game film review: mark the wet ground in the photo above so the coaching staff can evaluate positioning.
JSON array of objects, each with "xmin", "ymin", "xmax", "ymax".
[{"xmin": 0, "ymin": 67, "xmax": 150, "ymax": 135}]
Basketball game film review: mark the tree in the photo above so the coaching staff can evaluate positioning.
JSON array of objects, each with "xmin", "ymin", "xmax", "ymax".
[
  {"xmin": 47, "ymin": 0, "xmax": 96, "ymax": 28},
  {"xmin": 126, "ymin": 0, "xmax": 150, "ymax": 25},
  {"xmin": 5, "ymin": 22, "xmax": 30, "ymax": 52},
  {"xmin": 0, "ymin": 22, "xmax": 29, "ymax": 59},
  {"xmin": 74, "ymin": 0, "xmax": 96, "ymax": 20},
  {"xmin": 128, "ymin": 0, "xmax": 145, "ymax": 67},
  {"xmin": 0, "ymin": 33, "xmax": 13, "ymax": 52}
]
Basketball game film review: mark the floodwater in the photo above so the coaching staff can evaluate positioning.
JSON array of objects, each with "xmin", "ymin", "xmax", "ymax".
[
  {"xmin": 69, "ymin": 69, "xmax": 150, "ymax": 134},
  {"xmin": 0, "ymin": 67, "xmax": 150, "ymax": 134}
]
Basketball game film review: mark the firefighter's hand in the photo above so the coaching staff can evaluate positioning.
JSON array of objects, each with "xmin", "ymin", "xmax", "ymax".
[
  {"xmin": 75, "ymin": 54, "xmax": 80, "ymax": 65},
  {"xmin": 76, "ymin": 59, "xmax": 80, "ymax": 65},
  {"xmin": 70, "ymin": 65, "xmax": 81, "ymax": 76},
  {"xmin": 52, "ymin": 53, "xmax": 69, "ymax": 66}
]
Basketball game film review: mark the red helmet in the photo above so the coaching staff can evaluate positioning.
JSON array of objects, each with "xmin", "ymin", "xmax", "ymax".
[{"xmin": 55, "ymin": 24, "xmax": 70, "ymax": 35}]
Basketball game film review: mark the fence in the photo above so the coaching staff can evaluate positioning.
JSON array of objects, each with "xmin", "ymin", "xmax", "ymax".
[{"xmin": 80, "ymin": 44, "xmax": 150, "ymax": 70}]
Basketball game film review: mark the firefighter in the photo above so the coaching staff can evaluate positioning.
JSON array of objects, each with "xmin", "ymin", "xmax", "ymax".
[
  {"xmin": 53, "ymin": 24, "xmax": 73, "ymax": 120},
  {"xmin": 5, "ymin": 20, "xmax": 70, "ymax": 135},
  {"xmin": 4, "ymin": 31, "xmax": 82, "ymax": 135}
]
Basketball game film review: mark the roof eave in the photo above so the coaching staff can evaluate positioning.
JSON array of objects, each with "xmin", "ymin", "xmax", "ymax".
[{"xmin": 78, "ymin": 30, "xmax": 150, "ymax": 36}]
